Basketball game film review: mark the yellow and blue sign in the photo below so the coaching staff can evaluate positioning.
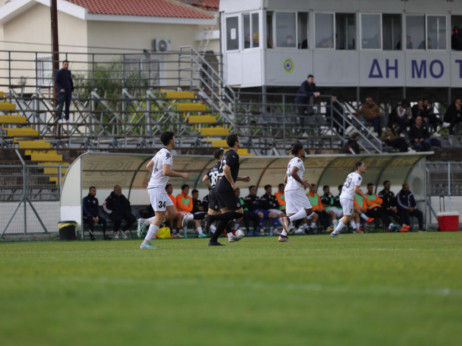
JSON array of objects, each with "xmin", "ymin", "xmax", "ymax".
[{"xmin": 283, "ymin": 58, "xmax": 294, "ymax": 73}]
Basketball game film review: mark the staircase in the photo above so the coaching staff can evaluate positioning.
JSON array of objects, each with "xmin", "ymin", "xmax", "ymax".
[{"xmin": 0, "ymin": 91, "xmax": 68, "ymax": 184}]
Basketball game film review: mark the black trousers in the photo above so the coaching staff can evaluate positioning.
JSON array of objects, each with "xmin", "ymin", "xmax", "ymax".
[
  {"xmin": 399, "ymin": 208, "xmax": 424, "ymax": 230},
  {"xmin": 110, "ymin": 212, "xmax": 136, "ymax": 232}
]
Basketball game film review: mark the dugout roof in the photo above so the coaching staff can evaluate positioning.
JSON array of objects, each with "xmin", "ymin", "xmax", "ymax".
[{"xmin": 60, "ymin": 151, "xmax": 431, "ymax": 225}]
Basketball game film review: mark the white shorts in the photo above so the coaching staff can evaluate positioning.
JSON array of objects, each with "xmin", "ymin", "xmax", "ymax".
[
  {"xmin": 327, "ymin": 208, "xmax": 343, "ymax": 218},
  {"xmin": 148, "ymin": 188, "xmax": 173, "ymax": 212},
  {"xmin": 285, "ymin": 189, "xmax": 312, "ymax": 215},
  {"xmin": 340, "ymin": 197, "xmax": 354, "ymax": 216}
]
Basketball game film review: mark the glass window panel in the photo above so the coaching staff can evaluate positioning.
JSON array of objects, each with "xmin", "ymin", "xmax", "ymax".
[
  {"xmin": 226, "ymin": 17, "xmax": 239, "ymax": 51},
  {"xmin": 427, "ymin": 15, "xmax": 446, "ymax": 50},
  {"xmin": 298, "ymin": 12, "xmax": 309, "ymax": 49},
  {"xmin": 267, "ymin": 11, "xmax": 274, "ymax": 48},
  {"xmin": 361, "ymin": 14, "xmax": 381, "ymax": 49},
  {"xmin": 252, "ymin": 13, "xmax": 260, "ymax": 48},
  {"xmin": 406, "ymin": 15, "xmax": 425, "ymax": 50},
  {"xmin": 383, "ymin": 14, "xmax": 402, "ymax": 50},
  {"xmin": 276, "ymin": 12, "xmax": 296, "ymax": 47},
  {"xmin": 315, "ymin": 13, "xmax": 334, "ymax": 48},
  {"xmin": 243, "ymin": 14, "xmax": 251, "ymax": 49},
  {"xmin": 452, "ymin": 15, "xmax": 462, "ymax": 50},
  {"xmin": 336, "ymin": 13, "xmax": 356, "ymax": 50}
]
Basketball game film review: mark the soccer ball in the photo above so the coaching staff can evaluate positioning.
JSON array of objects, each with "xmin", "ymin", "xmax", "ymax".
[{"xmin": 235, "ymin": 229, "xmax": 245, "ymax": 237}]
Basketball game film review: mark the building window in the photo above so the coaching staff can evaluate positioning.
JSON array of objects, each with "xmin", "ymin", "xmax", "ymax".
[
  {"xmin": 243, "ymin": 13, "xmax": 260, "ymax": 49},
  {"xmin": 226, "ymin": 16, "xmax": 239, "ymax": 51},
  {"xmin": 361, "ymin": 14, "xmax": 381, "ymax": 49},
  {"xmin": 383, "ymin": 14, "xmax": 402, "ymax": 50},
  {"xmin": 336, "ymin": 13, "xmax": 356, "ymax": 50},
  {"xmin": 298, "ymin": 12, "xmax": 309, "ymax": 49},
  {"xmin": 406, "ymin": 15, "xmax": 425, "ymax": 49},
  {"xmin": 267, "ymin": 11, "xmax": 274, "ymax": 48},
  {"xmin": 427, "ymin": 15, "xmax": 446, "ymax": 50},
  {"xmin": 452, "ymin": 15, "xmax": 462, "ymax": 50},
  {"xmin": 36, "ymin": 56, "xmax": 53, "ymax": 87},
  {"xmin": 276, "ymin": 12, "xmax": 296, "ymax": 47},
  {"xmin": 252, "ymin": 13, "xmax": 260, "ymax": 48},
  {"xmin": 315, "ymin": 13, "xmax": 334, "ymax": 48}
]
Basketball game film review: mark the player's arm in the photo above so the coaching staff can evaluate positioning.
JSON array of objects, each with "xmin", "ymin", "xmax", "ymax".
[
  {"xmin": 284, "ymin": 173, "xmax": 288, "ymax": 184},
  {"xmin": 290, "ymin": 166, "xmax": 311, "ymax": 189},
  {"xmin": 146, "ymin": 159, "xmax": 154, "ymax": 172},
  {"xmin": 237, "ymin": 176, "xmax": 251, "ymax": 182},
  {"xmin": 354, "ymin": 185, "xmax": 367, "ymax": 199},
  {"xmin": 202, "ymin": 174, "xmax": 211, "ymax": 189},
  {"xmin": 163, "ymin": 164, "xmax": 189, "ymax": 179},
  {"xmin": 223, "ymin": 164, "xmax": 237, "ymax": 190}
]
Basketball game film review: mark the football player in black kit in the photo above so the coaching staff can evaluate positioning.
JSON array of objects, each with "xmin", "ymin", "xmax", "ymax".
[{"xmin": 206, "ymin": 134, "xmax": 250, "ymax": 246}]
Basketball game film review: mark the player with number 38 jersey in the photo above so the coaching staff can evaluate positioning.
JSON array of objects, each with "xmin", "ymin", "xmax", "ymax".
[{"xmin": 340, "ymin": 171, "xmax": 362, "ymax": 200}]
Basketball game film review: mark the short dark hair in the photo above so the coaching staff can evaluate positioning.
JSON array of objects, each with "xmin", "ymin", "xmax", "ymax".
[
  {"xmin": 264, "ymin": 184, "xmax": 271, "ymax": 190},
  {"xmin": 307, "ymin": 74, "xmax": 314, "ymax": 79},
  {"xmin": 181, "ymin": 184, "xmax": 189, "ymax": 190},
  {"xmin": 165, "ymin": 184, "xmax": 172, "ymax": 190},
  {"xmin": 249, "ymin": 185, "xmax": 256, "ymax": 191},
  {"xmin": 278, "ymin": 183, "xmax": 284, "ymax": 188},
  {"xmin": 63, "ymin": 60, "xmax": 69, "ymax": 64},
  {"xmin": 338, "ymin": 185, "xmax": 343, "ymax": 191},
  {"xmin": 160, "ymin": 131, "xmax": 174, "ymax": 146},
  {"xmin": 323, "ymin": 185, "xmax": 329, "ymax": 190},
  {"xmin": 226, "ymin": 134, "xmax": 239, "ymax": 147},
  {"xmin": 89, "ymin": 186, "xmax": 96, "ymax": 191},
  {"xmin": 354, "ymin": 161, "xmax": 364, "ymax": 170},
  {"xmin": 367, "ymin": 183, "xmax": 374, "ymax": 187},
  {"xmin": 291, "ymin": 142, "xmax": 304, "ymax": 156},
  {"xmin": 383, "ymin": 180, "xmax": 390, "ymax": 185},
  {"xmin": 214, "ymin": 148, "xmax": 225, "ymax": 160},
  {"xmin": 192, "ymin": 189, "xmax": 198, "ymax": 194}
]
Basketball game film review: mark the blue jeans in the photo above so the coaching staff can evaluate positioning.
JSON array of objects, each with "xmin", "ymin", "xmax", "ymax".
[{"xmin": 57, "ymin": 91, "xmax": 72, "ymax": 120}]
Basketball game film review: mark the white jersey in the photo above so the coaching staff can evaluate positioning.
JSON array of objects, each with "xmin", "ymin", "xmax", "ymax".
[
  {"xmin": 285, "ymin": 157, "xmax": 305, "ymax": 191},
  {"xmin": 340, "ymin": 172, "xmax": 362, "ymax": 200},
  {"xmin": 147, "ymin": 148, "xmax": 173, "ymax": 189}
]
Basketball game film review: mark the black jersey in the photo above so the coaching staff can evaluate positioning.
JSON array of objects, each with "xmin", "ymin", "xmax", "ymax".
[
  {"xmin": 217, "ymin": 149, "xmax": 239, "ymax": 191},
  {"xmin": 207, "ymin": 161, "xmax": 223, "ymax": 189}
]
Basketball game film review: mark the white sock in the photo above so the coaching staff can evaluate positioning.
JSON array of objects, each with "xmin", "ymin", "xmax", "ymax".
[
  {"xmin": 197, "ymin": 226, "xmax": 203, "ymax": 235},
  {"xmin": 234, "ymin": 222, "xmax": 240, "ymax": 230},
  {"xmin": 302, "ymin": 223, "xmax": 308, "ymax": 230},
  {"xmin": 310, "ymin": 222, "xmax": 316, "ymax": 229},
  {"xmin": 361, "ymin": 213, "xmax": 369, "ymax": 221},
  {"xmin": 278, "ymin": 217, "xmax": 284, "ymax": 226},
  {"xmin": 143, "ymin": 224, "xmax": 159, "ymax": 245},
  {"xmin": 227, "ymin": 232, "xmax": 234, "ymax": 240},
  {"xmin": 350, "ymin": 221, "xmax": 356, "ymax": 229},
  {"xmin": 146, "ymin": 217, "xmax": 155, "ymax": 225},
  {"xmin": 289, "ymin": 209, "xmax": 308, "ymax": 222},
  {"xmin": 332, "ymin": 221, "xmax": 346, "ymax": 234},
  {"xmin": 281, "ymin": 229, "xmax": 287, "ymax": 236}
]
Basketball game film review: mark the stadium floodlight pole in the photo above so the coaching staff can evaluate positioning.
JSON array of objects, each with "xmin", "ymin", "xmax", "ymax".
[{"xmin": 51, "ymin": 0, "xmax": 59, "ymax": 120}]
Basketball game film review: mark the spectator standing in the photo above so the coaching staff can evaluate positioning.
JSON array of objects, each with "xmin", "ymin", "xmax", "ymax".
[
  {"xmin": 104, "ymin": 185, "xmax": 136, "ymax": 239},
  {"xmin": 354, "ymin": 96, "xmax": 382, "ymax": 136},
  {"xmin": 397, "ymin": 183, "xmax": 424, "ymax": 231},
  {"xmin": 295, "ymin": 74, "xmax": 320, "ymax": 131},
  {"xmin": 411, "ymin": 99, "xmax": 429, "ymax": 121},
  {"xmin": 394, "ymin": 99, "xmax": 413, "ymax": 133},
  {"xmin": 444, "ymin": 98, "xmax": 462, "ymax": 135},
  {"xmin": 409, "ymin": 116, "xmax": 441, "ymax": 151},
  {"xmin": 55, "ymin": 60, "xmax": 74, "ymax": 122},
  {"xmin": 82, "ymin": 186, "xmax": 108, "ymax": 240},
  {"xmin": 423, "ymin": 99, "xmax": 441, "ymax": 133}
]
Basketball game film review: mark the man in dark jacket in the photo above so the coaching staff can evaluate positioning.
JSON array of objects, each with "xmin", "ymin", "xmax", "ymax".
[
  {"xmin": 104, "ymin": 185, "xmax": 136, "ymax": 239},
  {"xmin": 55, "ymin": 60, "xmax": 74, "ymax": 122},
  {"xmin": 295, "ymin": 74, "xmax": 320, "ymax": 130},
  {"xmin": 344, "ymin": 132, "xmax": 360, "ymax": 154},
  {"xmin": 409, "ymin": 116, "xmax": 440, "ymax": 151},
  {"xmin": 444, "ymin": 98, "xmax": 462, "ymax": 135},
  {"xmin": 378, "ymin": 180, "xmax": 404, "ymax": 230},
  {"xmin": 82, "ymin": 186, "xmax": 108, "ymax": 240},
  {"xmin": 396, "ymin": 183, "xmax": 424, "ymax": 231}
]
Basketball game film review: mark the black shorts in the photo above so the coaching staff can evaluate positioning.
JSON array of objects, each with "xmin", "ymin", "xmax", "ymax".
[
  {"xmin": 216, "ymin": 187, "xmax": 242, "ymax": 211},
  {"xmin": 207, "ymin": 189, "xmax": 219, "ymax": 212}
]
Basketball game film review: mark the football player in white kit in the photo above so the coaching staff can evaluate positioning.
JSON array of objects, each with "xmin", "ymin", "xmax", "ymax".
[
  {"xmin": 140, "ymin": 132, "xmax": 190, "ymax": 249},
  {"xmin": 330, "ymin": 161, "xmax": 368, "ymax": 237},
  {"xmin": 280, "ymin": 142, "xmax": 313, "ymax": 242}
]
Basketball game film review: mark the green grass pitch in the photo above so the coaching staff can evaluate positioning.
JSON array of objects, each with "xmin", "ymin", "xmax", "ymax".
[{"xmin": 1, "ymin": 232, "xmax": 461, "ymax": 346}]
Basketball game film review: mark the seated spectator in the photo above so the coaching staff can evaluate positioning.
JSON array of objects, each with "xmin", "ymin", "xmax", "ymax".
[
  {"xmin": 444, "ymin": 98, "xmax": 462, "ymax": 135},
  {"xmin": 354, "ymin": 96, "xmax": 382, "ymax": 136},
  {"xmin": 397, "ymin": 183, "xmax": 424, "ymax": 231},
  {"xmin": 344, "ymin": 132, "xmax": 360, "ymax": 154},
  {"xmin": 244, "ymin": 186, "xmax": 264, "ymax": 236},
  {"xmin": 176, "ymin": 184, "xmax": 203, "ymax": 238},
  {"xmin": 321, "ymin": 185, "xmax": 343, "ymax": 231},
  {"xmin": 409, "ymin": 116, "xmax": 441, "ymax": 151},
  {"xmin": 364, "ymin": 183, "xmax": 398, "ymax": 231},
  {"xmin": 191, "ymin": 189, "xmax": 207, "ymax": 238},
  {"xmin": 165, "ymin": 184, "xmax": 184, "ymax": 238},
  {"xmin": 378, "ymin": 180, "xmax": 408, "ymax": 232},
  {"xmin": 82, "ymin": 186, "xmax": 108, "ymax": 240},
  {"xmin": 104, "ymin": 185, "xmax": 136, "ymax": 239},
  {"xmin": 259, "ymin": 184, "xmax": 285, "ymax": 235},
  {"xmin": 306, "ymin": 184, "xmax": 330, "ymax": 232},
  {"xmin": 381, "ymin": 123, "xmax": 414, "ymax": 152},
  {"xmin": 237, "ymin": 187, "xmax": 260, "ymax": 236},
  {"xmin": 274, "ymin": 183, "xmax": 286, "ymax": 213},
  {"xmin": 412, "ymin": 99, "xmax": 429, "ymax": 121}
]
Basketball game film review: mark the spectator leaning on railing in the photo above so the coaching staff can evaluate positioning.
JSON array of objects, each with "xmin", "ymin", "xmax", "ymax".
[{"xmin": 354, "ymin": 96, "xmax": 382, "ymax": 136}]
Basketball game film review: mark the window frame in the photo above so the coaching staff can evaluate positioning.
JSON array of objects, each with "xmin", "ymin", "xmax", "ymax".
[
  {"xmin": 426, "ymin": 14, "xmax": 447, "ymax": 51},
  {"xmin": 360, "ymin": 13, "xmax": 383, "ymax": 50},
  {"xmin": 314, "ymin": 12, "xmax": 335, "ymax": 50},
  {"xmin": 225, "ymin": 15, "xmax": 240, "ymax": 51}
]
